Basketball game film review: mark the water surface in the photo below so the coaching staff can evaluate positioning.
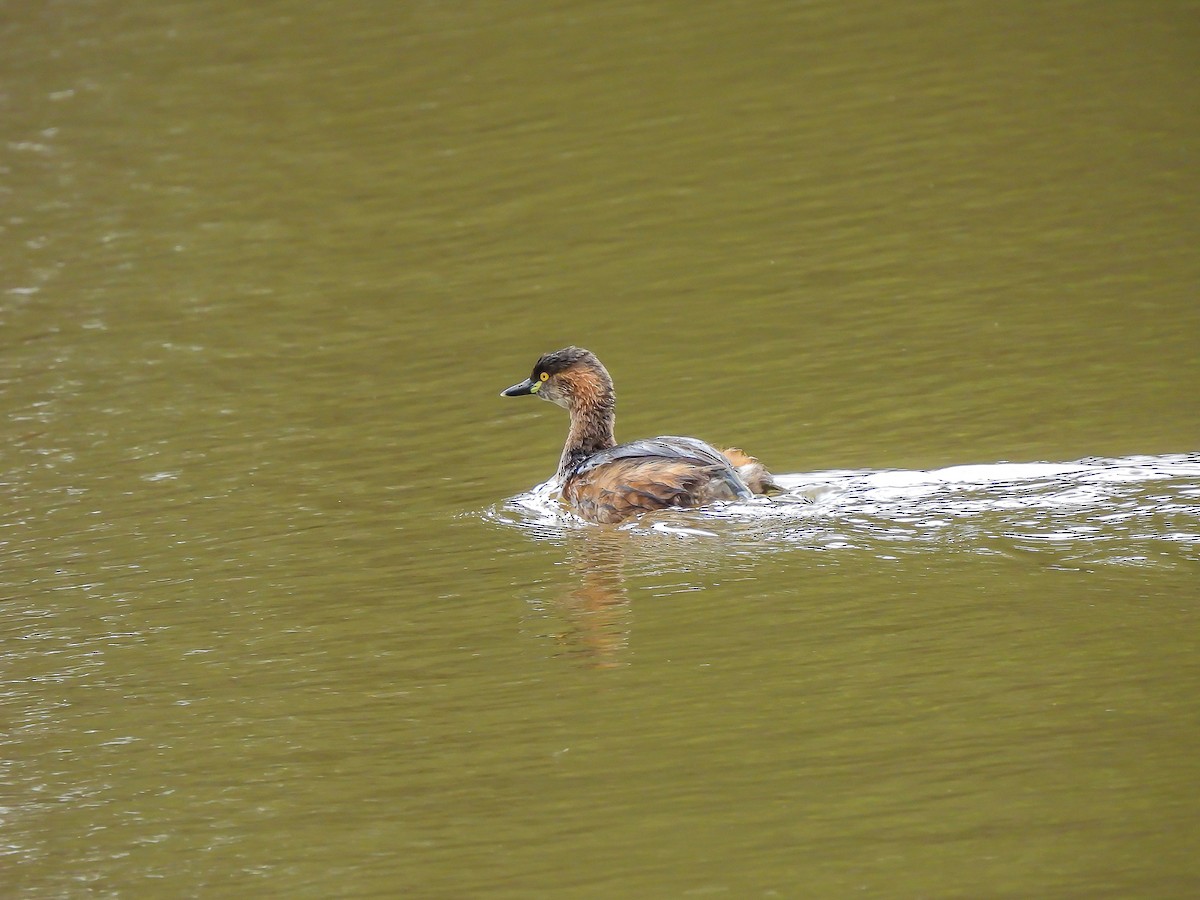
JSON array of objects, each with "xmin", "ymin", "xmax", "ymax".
[{"xmin": 3, "ymin": 0, "xmax": 1198, "ymax": 896}]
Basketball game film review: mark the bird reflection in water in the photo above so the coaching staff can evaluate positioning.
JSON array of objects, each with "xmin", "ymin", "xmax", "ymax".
[{"xmin": 537, "ymin": 528, "xmax": 635, "ymax": 669}]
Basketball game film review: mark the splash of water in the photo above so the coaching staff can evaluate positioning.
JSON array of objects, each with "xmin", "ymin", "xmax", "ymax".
[{"xmin": 485, "ymin": 454, "xmax": 1200, "ymax": 568}]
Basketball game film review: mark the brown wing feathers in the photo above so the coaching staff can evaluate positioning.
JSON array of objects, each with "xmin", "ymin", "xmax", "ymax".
[{"xmin": 564, "ymin": 458, "xmax": 740, "ymax": 524}]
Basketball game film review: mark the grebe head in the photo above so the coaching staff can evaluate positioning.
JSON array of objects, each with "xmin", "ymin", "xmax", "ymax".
[{"xmin": 500, "ymin": 346, "xmax": 613, "ymax": 411}]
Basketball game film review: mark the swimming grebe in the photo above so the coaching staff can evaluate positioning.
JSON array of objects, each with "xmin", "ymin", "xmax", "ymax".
[{"xmin": 501, "ymin": 347, "xmax": 777, "ymax": 524}]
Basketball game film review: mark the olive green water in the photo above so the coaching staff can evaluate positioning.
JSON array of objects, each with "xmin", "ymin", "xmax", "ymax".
[{"xmin": 3, "ymin": 0, "xmax": 1199, "ymax": 896}]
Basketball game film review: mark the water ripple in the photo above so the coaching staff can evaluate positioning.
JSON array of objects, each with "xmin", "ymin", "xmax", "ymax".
[{"xmin": 485, "ymin": 454, "xmax": 1200, "ymax": 568}]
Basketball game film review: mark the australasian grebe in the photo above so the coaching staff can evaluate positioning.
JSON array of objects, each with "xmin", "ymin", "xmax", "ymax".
[{"xmin": 501, "ymin": 347, "xmax": 777, "ymax": 524}]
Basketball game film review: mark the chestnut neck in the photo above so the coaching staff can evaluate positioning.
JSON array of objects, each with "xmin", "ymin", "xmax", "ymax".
[{"xmin": 558, "ymin": 371, "xmax": 616, "ymax": 476}]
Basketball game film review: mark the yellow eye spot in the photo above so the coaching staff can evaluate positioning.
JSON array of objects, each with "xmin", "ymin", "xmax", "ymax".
[{"xmin": 539, "ymin": 372, "xmax": 549, "ymax": 382}]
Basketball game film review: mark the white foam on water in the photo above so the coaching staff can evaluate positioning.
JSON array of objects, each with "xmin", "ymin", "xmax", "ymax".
[{"xmin": 483, "ymin": 453, "xmax": 1200, "ymax": 568}]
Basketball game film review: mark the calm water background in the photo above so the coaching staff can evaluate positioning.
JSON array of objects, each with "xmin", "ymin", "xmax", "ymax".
[{"xmin": 3, "ymin": 0, "xmax": 1198, "ymax": 896}]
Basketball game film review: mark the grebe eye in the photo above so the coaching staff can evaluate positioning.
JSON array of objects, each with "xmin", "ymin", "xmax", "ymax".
[{"xmin": 539, "ymin": 372, "xmax": 549, "ymax": 382}]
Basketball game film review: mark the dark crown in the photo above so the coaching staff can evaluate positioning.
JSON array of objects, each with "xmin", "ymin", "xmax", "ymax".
[{"xmin": 533, "ymin": 346, "xmax": 597, "ymax": 377}]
